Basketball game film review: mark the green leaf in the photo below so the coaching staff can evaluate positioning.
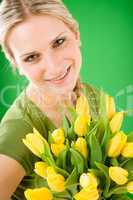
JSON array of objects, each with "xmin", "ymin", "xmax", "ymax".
[
  {"xmin": 48, "ymin": 130, "xmax": 54, "ymax": 144},
  {"xmin": 70, "ymin": 148, "xmax": 85, "ymax": 174},
  {"xmin": 101, "ymin": 126, "xmax": 111, "ymax": 162},
  {"xmin": 62, "ymin": 115, "xmax": 70, "ymax": 137},
  {"xmin": 34, "ymin": 175, "xmax": 48, "ymax": 188},
  {"xmin": 85, "ymin": 121, "xmax": 99, "ymax": 140},
  {"xmin": 127, "ymin": 193, "xmax": 133, "ymax": 200},
  {"xmin": 66, "ymin": 105, "xmax": 77, "ymax": 123},
  {"xmin": 111, "ymin": 194, "xmax": 132, "ymax": 200},
  {"xmin": 54, "ymin": 166, "xmax": 69, "ymax": 179},
  {"xmin": 67, "ymin": 124, "xmax": 76, "ymax": 140},
  {"xmin": 127, "ymin": 131, "xmax": 133, "ymax": 142},
  {"xmin": 56, "ymin": 146, "xmax": 69, "ymax": 170},
  {"xmin": 95, "ymin": 162, "xmax": 110, "ymax": 195},
  {"xmin": 110, "ymin": 158, "xmax": 119, "ymax": 166},
  {"xmin": 65, "ymin": 167, "xmax": 78, "ymax": 188},
  {"xmin": 41, "ymin": 140, "xmax": 55, "ymax": 166},
  {"xmin": 87, "ymin": 168, "xmax": 103, "ymax": 177},
  {"xmin": 121, "ymin": 158, "xmax": 133, "ymax": 172},
  {"xmin": 53, "ymin": 189, "xmax": 72, "ymax": 199},
  {"xmin": 99, "ymin": 89, "xmax": 108, "ymax": 128},
  {"xmin": 43, "ymin": 156, "xmax": 55, "ymax": 167},
  {"xmin": 89, "ymin": 133, "xmax": 102, "ymax": 168},
  {"xmin": 107, "ymin": 186, "xmax": 127, "ymax": 197},
  {"xmin": 61, "ymin": 109, "xmax": 76, "ymax": 141},
  {"xmin": 128, "ymin": 171, "xmax": 133, "ymax": 181}
]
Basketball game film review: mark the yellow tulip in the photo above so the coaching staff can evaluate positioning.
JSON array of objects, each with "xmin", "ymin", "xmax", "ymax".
[
  {"xmin": 34, "ymin": 161, "xmax": 48, "ymax": 178},
  {"xmin": 109, "ymin": 166, "xmax": 128, "ymax": 185},
  {"xmin": 46, "ymin": 166, "xmax": 56, "ymax": 176},
  {"xmin": 74, "ymin": 114, "xmax": 90, "ymax": 136},
  {"xmin": 24, "ymin": 187, "xmax": 53, "ymax": 200},
  {"xmin": 106, "ymin": 95, "xmax": 116, "ymax": 120},
  {"xmin": 80, "ymin": 172, "xmax": 98, "ymax": 188},
  {"xmin": 51, "ymin": 143, "xmax": 65, "ymax": 157},
  {"xmin": 76, "ymin": 93, "xmax": 90, "ymax": 116},
  {"xmin": 47, "ymin": 166, "xmax": 65, "ymax": 192},
  {"xmin": 108, "ymin": 131, "xmax": 127, "ymax": 157},
  {"xmin": 51, "ymin": 128, "xmax": 65, "ymax": 144},
  {"xmin": 121, "ymin": 142, "xmax": 133, "ymax": 158},
  {"xmin": 74, "ymin": 185, "xmax": 99, "ymax": 200},
  {"xmin": 22, "ymin": 128, "xmax": 47, "ymax": 157},
  {"xmin": 75, "ymin": 137, "xmax": 88, "ymax": 158},
  {"xmin": 127, "ymin": 181, "xmax": 133, "ymax": 194},
  {"xmin": 109, "ymin": 111, "xmax": 124, "ymax": 134}
]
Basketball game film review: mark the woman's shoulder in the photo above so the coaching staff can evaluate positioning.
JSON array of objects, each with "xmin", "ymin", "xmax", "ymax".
[
  {"xmin": 1, "ymin": 86, "xmax": 48, "ymax": 135},
  {"xmin": 1, "ymin": 89, "xmax": 28, "ymax": 125},
  {"xmin": 0, "ymin": 88, "xmax": 46, "ymax": 176}
]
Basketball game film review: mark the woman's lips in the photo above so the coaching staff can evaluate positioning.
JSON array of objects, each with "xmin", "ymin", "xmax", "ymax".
[{"xmin": 46, "ymin": 66, "xmax": 71, "ymax": 84}]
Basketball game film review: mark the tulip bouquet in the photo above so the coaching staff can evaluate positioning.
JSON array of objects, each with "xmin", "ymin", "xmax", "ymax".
[{"xmin": 22, "ymin": 88, "xmax": 133, "ymax": 200}]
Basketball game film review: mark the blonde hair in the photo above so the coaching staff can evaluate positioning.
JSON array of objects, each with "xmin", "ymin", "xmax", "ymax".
[{"xmin": 0, "ymin": 0, "xmax": 82, "ymax": 96}]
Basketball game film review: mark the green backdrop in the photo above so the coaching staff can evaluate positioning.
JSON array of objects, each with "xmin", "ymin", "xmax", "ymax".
[
  {"xmin": 0, "ymin": 1, "xmax": 133, "ymax": 198},
  {"xmin": 0, "ymin": 0, "xmax": 133, "ymax": 133}
]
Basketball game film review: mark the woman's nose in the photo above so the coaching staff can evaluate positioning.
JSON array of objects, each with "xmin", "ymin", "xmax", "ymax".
[
  {"xmin": 43, "ymin": 52, "xmax": 56, "ymax": 71},
  {"xmin": 40, "ymin": 53, "xmax": 62, "ymax": 79}
]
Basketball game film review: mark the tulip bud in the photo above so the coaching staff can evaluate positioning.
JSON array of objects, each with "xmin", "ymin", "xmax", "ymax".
[
  {"xmin": 46, "ymin": 166, "xmax": 56, "ymax": 176},
  {"xmin": 109, "ymin": 111, "xmax": 124, "ymax": 134},
  {"xmin": 121, "ymin": 142, "xmax": 133, "ymax": 158},
  {"xmin": 34, "ymin": 161, "xmax": 48, "ymax": 178},
  {"xmin": 75, "ymin": 137, "xmax": 88, "ymax": 158},
  {"xmin": 76, "ymin": 93, "xmax": 90, "ymax": 116},
  {"xmin": 106, "ymin": 95, "xmax": 116, "ymax": 120},
  {"xmin": 108, "ymin": 131, "xmax": 127, "ymax": 157},
  {"xmin": 127, "ymin": 181, "xmax": 133, "ymax": 194},
  {"xmin": 51, "ymin": 128, "xmax": 65, "ymax": 144},
  {"xmin": 80, "ymin": 172, "xmax": 98, "ymax": 188},
  {"xmin": 47, "ymin": 167, "xmax": 65, "ymax": 192},
  {"xmin": 74, "ymin": 114, "xmax": 90, "ymax": 136},
  {"xmin": 51, "ymin": 143, "xmax": 65, "ymax": 157},
  {"xmin": 22, "ymin": 128, "xmax": 46, "ymax": 157},
  {"xmin": 74, "ymin": 185, "xmax": 99, "ymax": 200},
  {"xmin": 109, "ymin": 166, "xmax": 128, "ymax": 185},
  {"xmin": 24, "ymin": 187, "xmax": 53, "ymax": 200}
]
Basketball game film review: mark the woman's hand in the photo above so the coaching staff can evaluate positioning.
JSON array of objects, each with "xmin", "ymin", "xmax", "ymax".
[{"xmin": 0, "ymin": 154, "xmax": 26, "ymax": 200}]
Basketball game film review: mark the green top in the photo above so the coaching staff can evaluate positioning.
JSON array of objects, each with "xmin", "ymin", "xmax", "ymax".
[{"xmin": 0, "ymin": 82, "xmax": 100, "ymax": 200}]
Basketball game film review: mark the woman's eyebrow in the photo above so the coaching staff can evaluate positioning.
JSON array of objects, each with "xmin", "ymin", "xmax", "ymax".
[
  {"xmin": 49, "ymin": 31, "xmax": 67, "ymax": 45},
  {"xmin": 20, "ymin": 31, "xmax": 67, "ymax": 58}
]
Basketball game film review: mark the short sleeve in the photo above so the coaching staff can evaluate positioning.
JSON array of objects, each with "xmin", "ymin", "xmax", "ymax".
[{"xmin": 0, "ymin": 118, "xmax": 38, "ymax": 175}]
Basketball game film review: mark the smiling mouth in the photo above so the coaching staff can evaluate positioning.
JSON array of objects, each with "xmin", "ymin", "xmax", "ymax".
[{"xmin": 45, "ymin": 65, "xmax": 71, "ymax": 82}]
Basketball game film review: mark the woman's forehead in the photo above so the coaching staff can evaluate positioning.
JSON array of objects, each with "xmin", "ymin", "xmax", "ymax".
[{"xmin": 7, "ymin": 15, "xmax": 72, "ymax": 55}]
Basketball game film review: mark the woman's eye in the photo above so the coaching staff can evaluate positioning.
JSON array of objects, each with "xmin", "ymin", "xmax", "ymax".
[
  {"xmin": 53, "ymin": 37, "xmax": 66, "ymax": 48},
  {"xmin": 24, "ymin": 54, "xmax": 40, "ymax": 63}
]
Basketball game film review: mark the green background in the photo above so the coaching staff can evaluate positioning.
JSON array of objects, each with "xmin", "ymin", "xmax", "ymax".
[
  {"xmin": 0, "ymin": 0, "xmax": 133, "ymax": 133},
  {"xmin": 0, "ymin": 1, "xmax": 133, "ymax": 198}
]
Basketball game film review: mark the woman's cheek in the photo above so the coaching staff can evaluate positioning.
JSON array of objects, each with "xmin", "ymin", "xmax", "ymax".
[
  {"xmin": 68, "ymin": 43, "xmax": 82, "ymax": 67},
  {"xmin": 22, "ymin": 66, "xmax": 43, "ymax": 82},
  {"xmin": 61, "ymin": 42, "xmax": 81, "ymax": 62}
]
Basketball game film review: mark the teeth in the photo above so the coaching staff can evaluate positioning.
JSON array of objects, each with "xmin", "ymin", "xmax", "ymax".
[
  {"xmin": 51, "ymin": 66, "xmax": 70, "ymax": 81},
  {"xmin": 54, "ymin": 70, "xmax": 67, "ymax": 81},
  {"xmin": 44, "ymin": 65, "xmax": 71, "ymax": 82}
]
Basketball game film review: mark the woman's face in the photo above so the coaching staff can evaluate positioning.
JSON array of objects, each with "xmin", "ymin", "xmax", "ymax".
[{"xmin": 7, "ymin": 15, "xmax": 82, "ymax": 94}]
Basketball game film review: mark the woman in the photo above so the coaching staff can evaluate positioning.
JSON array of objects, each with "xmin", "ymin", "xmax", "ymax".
[{"xmin": 0, "ymin": 0, "xmax": 100, "ymax": 199}]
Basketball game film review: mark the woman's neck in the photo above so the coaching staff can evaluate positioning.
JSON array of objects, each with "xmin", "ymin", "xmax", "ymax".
[{"xmin": 26, "ymin": 83, "xmax": 77, "ymax": 112}]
